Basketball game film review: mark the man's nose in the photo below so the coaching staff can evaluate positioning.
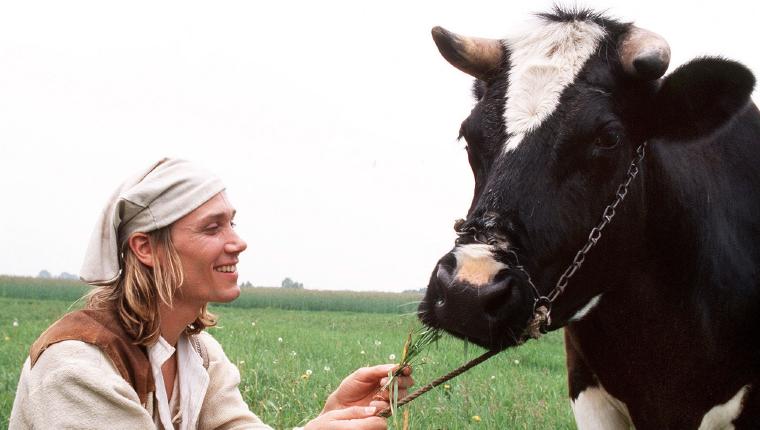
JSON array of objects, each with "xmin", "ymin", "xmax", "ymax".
[{"xmin": 225, "ymin": 229, "xmax": 247, "ymax": 254}]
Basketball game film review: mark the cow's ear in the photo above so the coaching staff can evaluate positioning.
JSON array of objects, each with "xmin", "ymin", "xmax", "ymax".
[{"xmin": 651, "ymin": 57, "xmax": 755, "ymax": 140}]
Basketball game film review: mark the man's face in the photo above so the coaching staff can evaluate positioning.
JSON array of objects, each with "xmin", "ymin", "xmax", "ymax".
[{"xmin": 170, "ymin": 192, "xmax": 247, "ymax": 307}]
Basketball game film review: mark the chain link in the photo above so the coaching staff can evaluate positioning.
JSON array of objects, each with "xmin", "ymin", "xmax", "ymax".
[{"xmin": 546, "ymin": 141, "xmax": 648, "ymax": 302}]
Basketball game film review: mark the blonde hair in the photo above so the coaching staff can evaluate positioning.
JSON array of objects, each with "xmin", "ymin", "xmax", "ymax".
[{"xmin": 86, "ymin": 226, "xmax": 217, "ymax": 346}]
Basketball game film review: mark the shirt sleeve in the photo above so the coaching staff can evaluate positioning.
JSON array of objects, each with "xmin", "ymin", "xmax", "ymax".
[
  {"xmin": 9, "ymin": 340, "xmax": 154, "ymax": 430},
  {"xmin": 197, "ymin": 332, "xmax": 275, "ymax": 430}
]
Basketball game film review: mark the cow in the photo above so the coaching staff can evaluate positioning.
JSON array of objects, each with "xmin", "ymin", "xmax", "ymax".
[{"xmin": 418, "ymin": 7, "xmax": 760, "ymax": 429}]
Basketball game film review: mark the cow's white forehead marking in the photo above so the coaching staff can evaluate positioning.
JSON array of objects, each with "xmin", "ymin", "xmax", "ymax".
[
  {"xmin": 504, "ymin": 19, "xmax": 606, "ymax": 152},
  {"xmin": 697, "ymin": 385, "xmax": 750, "ymax": 430},
  {"xmin": 572, "ymin": 385, "xmax": 632, "ymax": 429},
  {"xmin": 569, "ymin": 294, "xmax": 602, "ymax": 322},
  {"xmin": 453, "ymin": 244, "xmax": 507, "ymax": 287}
]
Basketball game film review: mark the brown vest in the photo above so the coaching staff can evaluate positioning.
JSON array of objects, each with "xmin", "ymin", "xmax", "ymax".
[{"xmin": 29, "ymin": 308, "xmax": 155, "ymax": 405}]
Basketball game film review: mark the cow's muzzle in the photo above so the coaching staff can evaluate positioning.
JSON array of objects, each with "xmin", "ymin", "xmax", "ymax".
[{"xmin": 419, "ymin": 252, "xmax": 536, "ymax": 350}]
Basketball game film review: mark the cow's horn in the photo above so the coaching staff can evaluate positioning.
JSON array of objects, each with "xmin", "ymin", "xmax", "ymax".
[
  {"xmin": 618, "ymin": 25, "xmax": 671, "ymax": 80},
  {"xmin": 432, "ymin": 26, "xmax": 503, "ymax": 80}
]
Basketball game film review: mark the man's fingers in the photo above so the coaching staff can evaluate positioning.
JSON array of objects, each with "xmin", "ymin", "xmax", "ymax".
[
  {"xmin": 354, "ymin": 364, "xmax": 395, "ymax": 381},
  {"xmin": 379, "ymin": 376, "xmax": 414, "ymax": 390},
  {"xmin": 380, "ymin": 375, "xmax": 414, "ymax": 387},
  {"xmin": 319, "ymin": 406, "xmax": 387, "ymax": 430},
  {"xmin": 323, "ymin": 406, "xmax": 380, "ymax": 420},
  {"xmin": 369, "ymin": 399, "xmax": 390, "ymax": 410},
  {"xmin": 395, "ymin": 376, "xmax": 415, "ymax": 389},
  {"xmin": 354, "ymin": 364, "xmax": 414, "ymax": 382}
]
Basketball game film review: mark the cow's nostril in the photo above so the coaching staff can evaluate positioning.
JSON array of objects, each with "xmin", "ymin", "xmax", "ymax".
[
  {"xmin": 436, "ymin": 264, "xmax": 453, "ymax": 287},
  {"xmin": 481, "ymin": 276, "xmax": 515, "ymax": 319},
  {"xmin": 434, "ymin": 265, "xmax": 453, "ymax": 308}
]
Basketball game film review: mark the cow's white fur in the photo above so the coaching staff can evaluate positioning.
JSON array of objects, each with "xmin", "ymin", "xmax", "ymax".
[
  {"xmin": 453, "ymin": 244, "xmax": 507, "ymax": 286},
  {"xmin": 570, "ymin": 294, "xmax": 602, "ymax": 322},
  {"xmin": 504, "ymin": 19, "xmax": 605, "ymax": 152},
  {"xmin": 697, "ymin": 385, "xmax": 749, "ymax": 430},
  {"xmin": 572, "ymin": 385, "xmax": 633, "ymax": 430}
]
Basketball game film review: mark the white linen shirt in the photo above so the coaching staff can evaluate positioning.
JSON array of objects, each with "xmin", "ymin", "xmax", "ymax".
[
  {"xmin": 10, "ymin": 331, "xmax": 274, "ymax": 429},
  {"xmin": 149, "ymin": 334, "xmax": 210, "ymax": 430}
]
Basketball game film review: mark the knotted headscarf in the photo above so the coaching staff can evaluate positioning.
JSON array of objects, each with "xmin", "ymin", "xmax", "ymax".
[{"xmin": 80, "ymin": 158, "xmax": 225, "ymax": 285}]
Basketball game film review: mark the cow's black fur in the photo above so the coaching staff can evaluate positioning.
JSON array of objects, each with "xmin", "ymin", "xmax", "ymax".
[{"xmin": 419, "ymin": 7, "xmax": 760, "ymax": 428}]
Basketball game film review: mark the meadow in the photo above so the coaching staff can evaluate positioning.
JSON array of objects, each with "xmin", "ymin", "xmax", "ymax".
[{"xmin": 0, "ymin": 276, "xmax": 574, "ymax": 429}]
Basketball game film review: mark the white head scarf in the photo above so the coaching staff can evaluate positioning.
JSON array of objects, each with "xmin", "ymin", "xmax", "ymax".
[{"xmin": 80, "ymin": 158, "xmax": 225, "ymax": 285}]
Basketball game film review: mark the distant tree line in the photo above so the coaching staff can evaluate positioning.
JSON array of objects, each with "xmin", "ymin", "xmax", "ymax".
[
  {"xmin": 281, "ymin": 277, "xmax": 304, "ymax": 289},
  {"xmin": 238, "ymin": 278, "xmax": 305, "ymax": 289},
  {"xmin": 37, "ymin": 270, "xmax": 78, "ymax": 280}
]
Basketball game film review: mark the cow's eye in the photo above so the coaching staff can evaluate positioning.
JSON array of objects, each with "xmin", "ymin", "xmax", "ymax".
[{"xmin": 593, "ymin": 134, "xmax": 621, "ymax": 150}]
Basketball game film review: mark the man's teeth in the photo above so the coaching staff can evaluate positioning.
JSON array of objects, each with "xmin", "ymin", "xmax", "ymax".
[{"xmin": 215, "ymin": 265, "xmax": 236, "ymax": 273}]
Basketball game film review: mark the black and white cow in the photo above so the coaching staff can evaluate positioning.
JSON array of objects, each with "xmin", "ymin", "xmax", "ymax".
[{"xmin": 418, "ymin": 8, "xmax": 760, "ymax": 429}]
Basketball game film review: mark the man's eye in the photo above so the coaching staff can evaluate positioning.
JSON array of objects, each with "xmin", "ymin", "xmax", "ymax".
[{"xmin": 205, "ymin": 224, "xmax": 220, "ymax": 231}]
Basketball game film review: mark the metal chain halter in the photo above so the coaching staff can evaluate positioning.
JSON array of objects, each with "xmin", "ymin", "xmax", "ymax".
[
  {"xmin": 527, "ymin": 141, "xmax": 648, "ymax": 335},
  {"xmin": 377, "ymin": 142, "xmax": 650, "ymax": 418}
]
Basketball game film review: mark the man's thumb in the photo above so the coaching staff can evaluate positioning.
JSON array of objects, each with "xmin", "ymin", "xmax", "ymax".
[{"xmin": 325, "ymin": 406, "xmax": 378, "ymax": 420}]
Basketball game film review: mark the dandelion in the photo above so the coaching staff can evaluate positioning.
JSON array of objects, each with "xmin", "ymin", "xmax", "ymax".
[
  {"xmin": 513, "ymin": 359, "xmax": 520, "ymax": 365},
  {"xmin": 360, "ymin": 350, "xmax": 366, "ymax": 355},
  {"xmin": 491, "ymin": 375, "xmax": 496, "ymax": 380},
  {"xmin": 277, "ymin": 337, "xmax": 283, "ymax": 343},
  {"xmin": 251, "ymin": 322, "xmax": 256, "ymax": 327},
  {"xmin": 301, "ymin": 373, "xmax": 310, "ymax": 380},
  {"xmin": 374, "ymin": 340, "xmax": 382, "ymax": 346},
  {"xmin": 238, "ymin": 360, "xmax": 246, "ymax": 365},
  {"xmin": 4, "ymin": 336, "xmax": 9, "ymax": 341},
  {"xmin": 472, "ymin": 415, "xmax": 482, "ymax": 422},
  {"xmin": 443, "ymin": 384, "xmax": 451, "ymax": 390},
  {"xmin": 12, "ymin": 319, "xmax": 19, "ymax": 327},
  {"xmin": 389, "ymin": 354, "xmax": 396, "ymax": 361},
  {"xmin": 323, "ymin": 366, "xmax": 331, "ymax": 372}
]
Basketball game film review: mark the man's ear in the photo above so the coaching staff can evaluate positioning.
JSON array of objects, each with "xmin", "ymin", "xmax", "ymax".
[
  {"xmin": 128, "ymin": 233, "xmax": 155, "ymax": 268},
  {"xmin": 651, "ymin": 57, "xmax": 755, "ymax": 140}
]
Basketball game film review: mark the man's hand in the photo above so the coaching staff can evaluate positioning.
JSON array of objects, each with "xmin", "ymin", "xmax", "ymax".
[
  {"xmin": 322, "ymin": 364, "xmax": 414, "ymax": 413},
  {"xmin": 303, "ymin": 364, "xmax": 414, "ymax": 429},
  {"xmin": 303, "ymin": 406, "xmax": 386, "ymax": 430}
]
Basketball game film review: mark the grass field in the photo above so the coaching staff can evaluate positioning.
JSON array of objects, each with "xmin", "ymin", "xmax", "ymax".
[{"xmin": 0, "ymin": 277, "xmax": 575, "ymax": 429}]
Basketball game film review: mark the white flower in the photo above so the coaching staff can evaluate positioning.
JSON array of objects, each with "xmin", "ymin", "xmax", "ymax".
[
  {"xmin": 251, "ymin": 322, "xmax": 256, "ymax": 326},
  {"xmin": 374, "ymin": 340, "xmax": 381, "ymax": 346},
  {"xmin": 273, "ymin": 359, "xmax": 279, "ymax": 364},
  {"xmin": 513, "ymin": 359, "xmax": 520, "ymax": 365},
  {"xmin": 323, "ymin": 366, "xmax": 331, "ymax": 372},
  {"xmin": 305, "ymin": 369, "xmax": 313, "ymax": 376},
  {"xmin": 490, "ymin": 375, "xmax": 496, "ymax": 380},
  {"xmin": 389, "ymin": 354, "xmax": 396, "ymax": 361},
  {"xmin": 290, "ymin": 351, "xmax": 297, "ymax": 357},
  {"xmin": 277, "ymin": 337, "xmax": 283, "ymax": 343},
  {"xmin": 360, "ymin": 350, "xmax": 366, "ymax": 355},
  {"xmin": 12, "ymin": 320, "xmax": 19, "ymax": 327},
  {"xmin": 238, "ymin": 360, "xmax": 245, "ymax": 365}
]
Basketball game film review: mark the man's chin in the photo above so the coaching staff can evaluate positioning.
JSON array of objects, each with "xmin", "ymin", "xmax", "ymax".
[{"xmin": 214, "ymin": 285, "xmax": 241, "ymax": 303}]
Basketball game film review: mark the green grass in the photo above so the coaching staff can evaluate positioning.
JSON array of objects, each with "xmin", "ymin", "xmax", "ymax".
[
  {"xmin": 0, "ymin": 276, "xmax": 89, "ymax": 302},
  {"xmin": 0, "ymin": 287, "xmax": 575, "ymax": 429},
  {"xmin": 0, "ymin": 276, "xmax": 422, "ymax": 314}
]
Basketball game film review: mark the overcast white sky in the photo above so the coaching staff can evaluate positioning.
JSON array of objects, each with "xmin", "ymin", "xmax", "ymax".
[{"xmin": 1, "ymin": 1, "xmax": 759, "ymax": 292}]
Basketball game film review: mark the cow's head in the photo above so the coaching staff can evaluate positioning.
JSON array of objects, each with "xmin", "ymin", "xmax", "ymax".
[{"xmin": 419, "ymin": 8, "xmax": 755, "ymax": 350}]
